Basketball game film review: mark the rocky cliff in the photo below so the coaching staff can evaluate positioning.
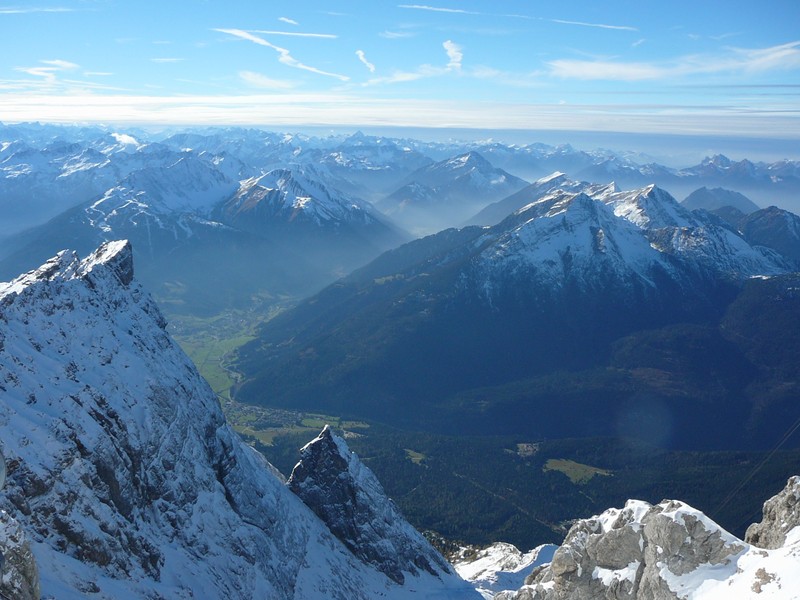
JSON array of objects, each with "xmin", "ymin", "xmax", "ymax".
[{"xmin": 746, "ymin": 475, "xmax": 800, "ymax": 550}]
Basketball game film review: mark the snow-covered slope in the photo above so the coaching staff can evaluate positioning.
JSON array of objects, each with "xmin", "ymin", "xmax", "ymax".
[
  {"xmin": 603, "ymin": 185, "xmax": 791, "ymax": 278},
  {"xmin": 453, "ymin": 543, "xmax": 557, "ymax": 600},
  {"xmin": 0, "ymin": 241, "xmax": 477, "ymax": 599},
  {"xmin": 472, "ymin": 190, "xmax": 677, "ymax": 299},
  {"xmin": 82, "ymin": 153, "xmax": 238, "ymax": 241},
  {"xmin": 0, "ymin": 132, "xmax": 212, "ymax": 236},
  {"xmin": 497, "ymin": 476, "xmax": 800, "ymax": 600}
]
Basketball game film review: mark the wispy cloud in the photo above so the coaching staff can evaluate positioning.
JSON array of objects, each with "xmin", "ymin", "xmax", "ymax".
[
  {"xmin": 151, "ymin": 58, "xmax": 184, "ymax": 63},
  {"xmin": 213, "ymin": 28, "xmax": 349, "ymax": 81},
  {"xmin": 396, "ymin": 6, "xmax": 636, "ymax": 33},
  {"xmin": 84, "ymin": 71, "xmax": 114, "ymax": 77},
  {"xmin": 41, "ymin": 59, "xmax": 79, "ymax": 69},
  {"xmin": 239, "ymin": 70, "xmax": 296, "ymax": 89},
  {"xmin": 632, "ymin": 39, "xmax": 646, "ymax": 48},
  {"xmin": 250, "ymin": 30, "xmax": 337, "ymax": 39},
  {"xmin": 690, "ymin": 31, "xmax": 742, "ymax": 42},
  {"xmin": 0, "ymin": 6, "xmax": 73, "ymax": 14},
  {"xmin": 550, "ymin": 18, "xmax": 637, "ymax": 32},
  {"xmin": 398, "ymin": 4, "xmax": 479, "ymax": 15},
  {"xmin": 381, "ymin": 30, "xmax": 415, "ymax": 39},
  {"xmin": 365, "ymin": 65, "xmax": 443, "ymax": 86},
  {"xmin": 365, "ymin": 40, "xmax": 462, "ymax": 85},
  {"xmin": 710, "ymin": 32, "xmax": 741, "ymax": 41},
  {"xmin": 732, "ymin": 41, "xmax": 800, "ymax": 72},
  {"xmin": 15, "ymin": 59, "xmax": 78, "ymax": 82},
  {"xmin": 356, "ymin": 50, "xmax": 375, "ymax": 73},
  {"xmin": 443, "ymin": 40, "xmax": 462, "ymax": 71},
  {"xmin": 549, "ymin": 40, "xmax": 800, "ymax": 81},
  {"xmin": 279, "ymin": 17, "xmax": 299, "ymax": 26},
  {"xmin": 468, "ymin": 66, "xmax": 545, "ymax": 88}
]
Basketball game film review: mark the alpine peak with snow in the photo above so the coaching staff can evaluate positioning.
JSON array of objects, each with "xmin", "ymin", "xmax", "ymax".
[{"xmin": 0, "ymin": 241, "xmax": 478, "ymax": 599}]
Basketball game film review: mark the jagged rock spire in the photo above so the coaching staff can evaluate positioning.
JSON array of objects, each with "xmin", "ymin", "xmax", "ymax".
[{"xmin": 288, "ymin": 425, "xmax": 453, "ymax": 585}]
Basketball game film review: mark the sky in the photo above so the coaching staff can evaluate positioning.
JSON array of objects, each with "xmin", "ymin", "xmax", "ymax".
[{"xmin": 1, "ymin": 0, "xmax": 799, "ymax": 145}]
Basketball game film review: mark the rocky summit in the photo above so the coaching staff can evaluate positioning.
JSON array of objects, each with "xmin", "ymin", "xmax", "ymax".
[{"xmin": 495, "ymin": 476, "xmax": 800, "ymax": 600}]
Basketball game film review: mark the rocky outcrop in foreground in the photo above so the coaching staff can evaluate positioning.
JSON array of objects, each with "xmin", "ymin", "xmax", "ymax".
[
  {"xmin": 497, "ymin": 476, "xmax": 800, "ymax": 600},
  {"xmin": 746, "ymin": 475, "xmax": 800, "ymax": 550}
]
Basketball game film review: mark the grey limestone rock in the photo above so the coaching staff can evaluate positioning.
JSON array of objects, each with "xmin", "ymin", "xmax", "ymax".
[
  {"xmin": 745, "ymin": 475, "xmax": 800, "ymax": 550},
  {"xmin": 505, "ymin": 498, "xmax": 745, "ymax": 600}
]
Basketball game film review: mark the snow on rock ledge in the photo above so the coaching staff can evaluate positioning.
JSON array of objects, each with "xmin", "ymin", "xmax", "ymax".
[
  {"xmin": 453, "ymin": 542, "xmax": 557, "ymax": 599},
  {"xmin": 499, "ymin": 487, "xmax": 800, "ymax": 600},
  {"xmin": 0, "ymin": 242, "xmax": 478, "ymax": 599},
  {"xmin": 288, "ymin": 425, "xmax": 455, "ymax": 585}
]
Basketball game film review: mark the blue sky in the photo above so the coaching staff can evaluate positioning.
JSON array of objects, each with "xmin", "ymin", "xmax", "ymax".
[{"xmin": 1, "ymin": 0, "xmax": 799, "ymax": 141}]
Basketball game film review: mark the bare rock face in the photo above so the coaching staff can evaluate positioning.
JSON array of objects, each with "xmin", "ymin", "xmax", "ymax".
[
  {"xmin": 0, "ymin": 509, "xmax": 40, "ymax": 600},
  {"xmin": 288, "ymin": 425, "xmax": 453, "ymax": 585},
  {"xmin": 745, "ymin": 475, "xmax": 800, "ymax": 549},
  {"xmin": 498, "ymin": 499, "xmax": 745, "ymax": 600}
]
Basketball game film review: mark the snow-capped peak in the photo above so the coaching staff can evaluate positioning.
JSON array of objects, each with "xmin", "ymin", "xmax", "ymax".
[
  {"xmin": 220, "ymin": 168, "xmax": 381, "ymax": 227},
  {"xmin": 535, "ymin": 171, "xmax": 568, "ymax": 185},
  {"xmin": 469, "ymin": 183, "xmax": 791, "ymax": 306},
  {"xmin": 603, "ymin": 184, "xmax": 695, "ymax": 229}
]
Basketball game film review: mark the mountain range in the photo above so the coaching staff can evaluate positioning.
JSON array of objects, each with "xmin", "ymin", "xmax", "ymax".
[
  {"xmin": 376, "ymin": 151, "xmax": 528, "ymax": 235},
  {"xmin": 2, "ymin": 123, "xmax": 800, "ymax": 318},
  {"xmin": 233, "ymin": 183, "xmax": 798, "ymax": 449},
  {"xmin": 0, "ymin": 134, "xmax": 409, "ymax": 315}
]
